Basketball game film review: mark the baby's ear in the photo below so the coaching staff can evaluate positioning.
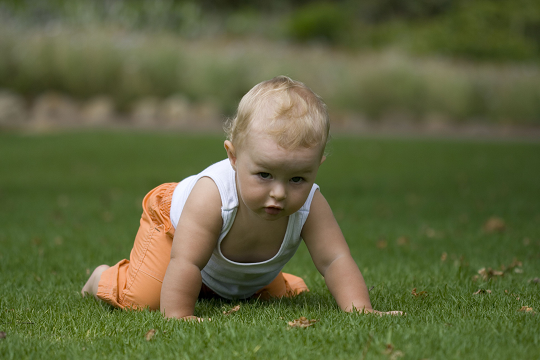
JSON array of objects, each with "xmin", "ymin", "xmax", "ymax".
[
  {"xmin": 224, "ymin": 140, "xmax": 237, "ymax": 170},
  {"xmin": 320, "ymin": 155, "xmax": 327, "ymax": 165}
]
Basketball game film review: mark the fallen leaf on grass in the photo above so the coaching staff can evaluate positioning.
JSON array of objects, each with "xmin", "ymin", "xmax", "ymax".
[
  {"xmin": 54, "ymin": 236, "xmax": 63, "ymax": 245},
  {"xmin": 500, "ymin": 258, "xmax": 522, "ymax": 272},
  {"xmin": 475, "ymin": 258, "xmax": 523, "ymax": 281},
  {"xmin": 504, "ymin": 290, "xmax": 520, "ymax": 300},
  {"xmin": 0, "ymin": 332, "xmax": 6, "ymax": 339},
  {"xmin": 102, "ymin": 211, "xmax": 114, "ymax": 222},
  {"xmin": 473, "ymin": 289, "xmax": 491, "ymax": 295},
  {"xmin": 475, "ymin": 268, "xmax": 503, "ymax": 281},
  {"xmin": 440, "ymin": 252, "xmax": 447, "ymax": 262},
  {"xmin": 396, "ymin": 236, "xmax": 409, "ymax": 246},
  {"xmin": 383, "ymin": 344, "xmax": 404, "ymax": 359},
  {"xmin": 145, "ymin": 329, "xmax": 156, "ymax": 341},
  {"xmin": 529, "ymin": 277, "xmax": 540, "ymax": 284},
  {"xmin": 411, "ymin": 288, "xmax": 428, "ymax": 298},
  {"xmin": 383, "ymin": 344, "xmax": 395, "ymax": 354},
  {"xmin": 223, "ymin": 305, "xmax": 241, "ymax": 316},
  {"xmin": 483, "ymin": 217, "xmax": 506, "ymax": 233},
  {"xmin": 288, "ymin": 317, "xmax": 318, "ymax": 328},
  {"xmin": 518, "ymin": 306, "xmax": 534, "ymax": 313},
  {"xmin": 376, "ymin": 239, "xmax": 388, "ymax": 249},
  {"xmin": 424, "ymin": 227, "xmax": 441, "ymax": 238}
]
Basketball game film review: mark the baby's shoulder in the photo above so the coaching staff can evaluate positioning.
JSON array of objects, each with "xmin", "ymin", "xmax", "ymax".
[
  {"xmin": 178, "ymin": 176, "xmax": 223, "ymax": 231},
  {"xmin": 189, "ymin": 176, "xmax": 222, "ymax": 207},
  {"xmin": 304, "ymin": 190, "xmax": 333, "ymax": 223}
]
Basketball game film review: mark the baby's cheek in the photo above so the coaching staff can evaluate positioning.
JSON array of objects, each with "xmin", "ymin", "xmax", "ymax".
[{"xmin": 290, "ymin": 192, "xmax": 308, "ymax": 211}]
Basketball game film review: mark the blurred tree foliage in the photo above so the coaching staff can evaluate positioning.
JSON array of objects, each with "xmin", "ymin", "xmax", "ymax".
[{"xmin": 0, "ymin": 0, "xmax": 539, "ymax": 61}]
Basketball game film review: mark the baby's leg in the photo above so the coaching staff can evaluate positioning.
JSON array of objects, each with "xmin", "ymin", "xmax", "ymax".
[
  {"xmin": 254, "ymin": 272, "xmax": 309, "ymax": 300},
  {"xmin": 91, "ymin": 183, "xmax": 177, "ymax": 310},
  {"xmin": 81, "ymin": 265, "xmax": 110, "ymax": 299}
]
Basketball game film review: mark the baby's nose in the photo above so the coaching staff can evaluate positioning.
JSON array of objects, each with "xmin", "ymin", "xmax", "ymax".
[{"xmin": 270, "ymin": 183, "xmax": 287, "ymax": 200}]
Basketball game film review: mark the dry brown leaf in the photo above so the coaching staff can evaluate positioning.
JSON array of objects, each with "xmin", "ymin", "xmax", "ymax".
[
  {"xmin": 477, "ymin": 267, "xmax": 504, "ymax": 280},
  {"xmin": 383, "ymin": 343, "xmax": 395, "ymax": 355},
  {"xmin": 145, "ymin": 329, "xmax": 156, "ymax": 341},
  {"xmin": 411, "ymin": 288, "xmax": 428, "ymax": 298},
  {"xmin": 288, "ymin": 316, "xmax": 318, "ymax": 328},
  {"xmin": 477, "ymin": 258, "xmax": 523, "ymax": 280},
  {"xmin": 483, "ymin": 217, "xmax": 506, "ymax": 233},
  {"xmin": 518, "ymin": 306, "xmax": 534, "ymax": 313},
  {"xmin": 529, "ymin": 277, "xmax": 540, "ymax": 284},
  {"xmin": 425, "ymin": 227, "xmax": 438, "ymax": 238},
  {"xmin": 500, "ymin": 258, "xmax": 522, "ymax": 272},
  {"xmin": 376, "ymin": 239, "xmax": 388, "ymax": 249},
  {"xmin": 383, "ymin": 344, "xmax": 404, "ymax": 359},
  {"xmin": 473, "ymin": 289, "xmax": 491, "ymax": 295},
  {"xmin": 0, "ymin": 331, "xmax": 6, "ymax": 339},
  {"xmin": 440, "ymin": 252, "xmax": 447, "ymax": 262},
  {"xmin": 223, "ymin": 305, "xmax": 241, "ymax": 316},
  {"xmin": 396, "ymin": 236, "xmax": 409, "ymax": 246},
  {"xmin": 504, "ymin": 291, "xmax": 520, "ymax": 300},
  {"xmin": 102, "ymin": 211, "xmax": 114, "ymax": 222}
]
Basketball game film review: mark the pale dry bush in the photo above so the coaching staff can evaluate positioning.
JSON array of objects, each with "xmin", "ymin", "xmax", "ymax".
[{"xmin": 1, "ymin": 25, "xmax": 539, "ymax": 126}]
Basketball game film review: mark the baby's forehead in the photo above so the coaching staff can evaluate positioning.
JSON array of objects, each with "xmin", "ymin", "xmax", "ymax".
[{"xmin": 243, "ymin": 125, "xmax": 323, "ymax": 154}]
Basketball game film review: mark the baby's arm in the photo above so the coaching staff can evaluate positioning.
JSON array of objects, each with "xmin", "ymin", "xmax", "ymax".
[
  {"xmin": 302, "ymin": 191, "xmax": 396, "ymax": 314},
  {"xmin": 160, "ymin": 177, "xmax": 223, "ymax": 319}
]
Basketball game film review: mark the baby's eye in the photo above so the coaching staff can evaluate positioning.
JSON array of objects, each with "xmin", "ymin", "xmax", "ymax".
[
  {"xmin": 259, "ymin": 172, "xmax": 271, "ymax": 179},
  {"xmin": 290, "ymin": 177, "xmax": 304, "ymax": 183}
]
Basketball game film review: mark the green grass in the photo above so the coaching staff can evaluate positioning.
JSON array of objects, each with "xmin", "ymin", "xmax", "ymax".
[{"xmin": 0, "ymin": 131, "xmax": 539, "ymax": 359}]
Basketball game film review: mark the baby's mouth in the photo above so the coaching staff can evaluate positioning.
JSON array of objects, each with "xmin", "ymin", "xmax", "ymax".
[{"xmin": 264, "ymin": 206, "xmax": 283, "ymax": 215}]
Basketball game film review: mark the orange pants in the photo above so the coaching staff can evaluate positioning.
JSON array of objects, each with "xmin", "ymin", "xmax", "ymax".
[{"xmin": 97, "ymin": 183, "xmax": 309, "ymax": 310}]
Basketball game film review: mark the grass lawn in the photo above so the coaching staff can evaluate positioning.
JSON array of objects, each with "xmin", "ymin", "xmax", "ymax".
[{"xmin": 0, "ymin": 131, "xmax": 539, "ymax": 359}]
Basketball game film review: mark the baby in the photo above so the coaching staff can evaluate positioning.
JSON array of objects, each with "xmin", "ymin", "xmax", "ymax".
[{"xmin": 82, "ymin": 76, "xmax": 400, "ymax": 320}]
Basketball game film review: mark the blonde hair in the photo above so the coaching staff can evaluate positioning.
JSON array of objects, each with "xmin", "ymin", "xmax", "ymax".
[{"xmin": 224, "ymin": 76, "xmax": 330, "ymax": 152}]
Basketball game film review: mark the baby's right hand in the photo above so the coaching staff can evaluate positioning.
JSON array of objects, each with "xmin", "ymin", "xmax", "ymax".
[
  {"xmin": 373, "ymin": 310, "xmax": 405, "ymax": 316},
  {"xmin": 181, "ymin": 315, "xmax": 206, "ymax": 322}
]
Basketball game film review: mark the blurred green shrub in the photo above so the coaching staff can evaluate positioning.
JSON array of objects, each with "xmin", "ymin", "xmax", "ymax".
[
  {"xmin": 411, "ymin": 0, "xmax": 540, "ymax": 61},
  {"xmin": 1, "ymin": 27, "xmax": 539, "ymax": 125},
  {"xmin": 287, "ymin": 2, "xmax": 352, "ymax": 43},
  {"xmin": 349, "ymin": 0, "xmax": 453, "ymax": 23},
  {"xmin": 1, "ymin": 0, "xmax": 540, "ymax": 60},
  {"xmin": 1, "ymin": 1, "xmax": 540, "ymax": 125}
]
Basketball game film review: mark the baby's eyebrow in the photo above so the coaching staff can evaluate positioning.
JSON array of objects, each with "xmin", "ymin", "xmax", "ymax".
[{"xmin": 255, "ymin": 160, "xmax": 310, "ymax": 171}]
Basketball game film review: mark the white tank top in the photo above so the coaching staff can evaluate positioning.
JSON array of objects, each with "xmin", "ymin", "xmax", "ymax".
[{"xmin": 170, "ymin": 159, "xmax": 319, "ymax": 299}]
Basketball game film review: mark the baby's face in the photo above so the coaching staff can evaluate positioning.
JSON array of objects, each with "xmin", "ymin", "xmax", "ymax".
[{"xmin": 226, "ymin": 126, "xmax": 324, "ymax": 221}]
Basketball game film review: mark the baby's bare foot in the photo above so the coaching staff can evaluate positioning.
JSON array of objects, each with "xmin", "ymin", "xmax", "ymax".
[{"xmin": 81, "ymin": 264, "xmax": 110, "ymax": 299}]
